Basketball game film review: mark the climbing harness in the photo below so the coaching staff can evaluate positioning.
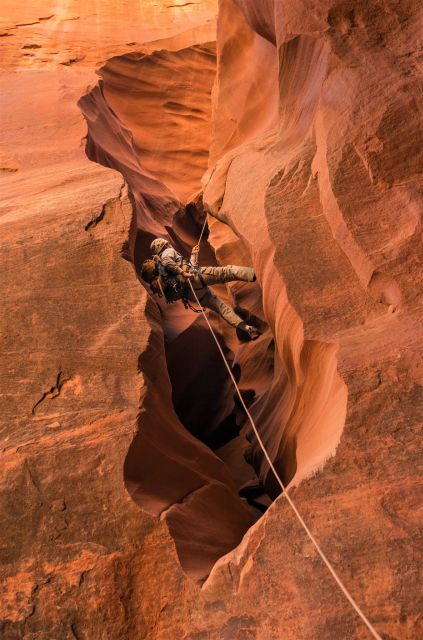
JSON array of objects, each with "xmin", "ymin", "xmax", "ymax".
[{"xmin": 186, "ymin": 217, "xmax": 383, "ymax": 640}]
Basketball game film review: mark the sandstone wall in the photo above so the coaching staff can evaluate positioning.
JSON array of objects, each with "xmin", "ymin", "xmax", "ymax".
[
  {"xmin": 200, "ymin": 1, "xmax": 422, "ymax": 638},
  {"xmin": 1, "ymin": 1, "xmax": 422, "ymax": 639}
]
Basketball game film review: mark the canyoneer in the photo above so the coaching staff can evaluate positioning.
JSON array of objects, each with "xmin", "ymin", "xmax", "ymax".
[{"xmin": 141, "ymin": 237, "xmax": 261, "ymax": 340}]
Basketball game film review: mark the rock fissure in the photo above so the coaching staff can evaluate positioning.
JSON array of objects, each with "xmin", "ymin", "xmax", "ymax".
[
  {"xmin": 84, "ymin": 202, "xmax": 107, "ymax": 231},
  {"xmin": 31, "ymin": 370, "xmax": 66, "ymax": 415},
  {"xmin": 70, "ymin": 622, "xmax": 82, "ymax": 640},
  {"xmin": 77, "ymin": 34, "xmax": 349, "ymax": 585}
]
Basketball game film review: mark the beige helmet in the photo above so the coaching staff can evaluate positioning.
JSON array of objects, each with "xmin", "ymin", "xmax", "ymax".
[{"xmin": 150, "ymin": 237, "xmax": 169, "ymax": 255}]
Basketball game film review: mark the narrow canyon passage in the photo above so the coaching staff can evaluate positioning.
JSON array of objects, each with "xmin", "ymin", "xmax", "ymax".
[
  {"xmin": 78, "ymin": 39, "xmax": 347, "ymax": 582},
  {"xmin": 1, "ymin": 1, "xmax": 421, "ymax": 638}
]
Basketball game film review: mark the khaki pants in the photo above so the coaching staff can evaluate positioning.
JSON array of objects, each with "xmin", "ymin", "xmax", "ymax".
[{"xmin": 189, "ymin": 265, "xmax": 255, "ymax": 328}]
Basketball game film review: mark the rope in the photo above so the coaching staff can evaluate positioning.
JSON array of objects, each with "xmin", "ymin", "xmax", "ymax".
[
  {"xmin": 196, "ymin": 216, "xmax": 208, "ymax": 246},
  {"xmin": 187, "ymin": 220, "xmax": 382, "ymax": 640}
]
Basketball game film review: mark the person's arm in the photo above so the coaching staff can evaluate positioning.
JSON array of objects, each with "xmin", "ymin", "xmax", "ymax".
[{"xmin": 160, "ymin": 248, "xmax": 183, "ymax": 275}]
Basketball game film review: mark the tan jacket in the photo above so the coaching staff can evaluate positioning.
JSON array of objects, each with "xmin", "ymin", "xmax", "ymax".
[{"xmin": 159, "ymin": 246, "xmax": 198, "ymax": 275}]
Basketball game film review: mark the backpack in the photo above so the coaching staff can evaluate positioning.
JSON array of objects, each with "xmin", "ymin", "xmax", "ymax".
[
  {"xmin": 140, "ymin": 258, "xmax": 157, "ymax": 284},
  {"xmin": 141, "ymin": 256, "xmax": 185, "ymax": 302},
  {"xmin": 140, "ymin": 258, "xmax": 166, "ymax": 298},
  {"xmin": 141, "ymin": 256, "xmax": 204, "ymax": 312}
]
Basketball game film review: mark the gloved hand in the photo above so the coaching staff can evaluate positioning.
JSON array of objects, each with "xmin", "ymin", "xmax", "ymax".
[
  {"xmin": 190, "ymin": 244, "xmax": 200, "ymax": 267},
  {"xmin": 181, "ymin": 271, "xmax": 195, "ymax": 279}
]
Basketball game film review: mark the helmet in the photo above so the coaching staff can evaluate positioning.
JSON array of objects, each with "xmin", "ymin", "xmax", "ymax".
[{"xmin": 150, "ymin": 237, "xmax": 169, "ymax": 255}]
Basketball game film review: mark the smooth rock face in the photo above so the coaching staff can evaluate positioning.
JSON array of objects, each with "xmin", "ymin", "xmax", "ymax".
[
  {"xmin": 1, "ymin": 1, "xmax": 422, "ymax": 640},
  {"xmin": 100, "ymin": 44, "xmax": 217, "ymax": 202},
  {"xmin": 200, "ymin": 1, "xmax": 422, "ymax": 639}
]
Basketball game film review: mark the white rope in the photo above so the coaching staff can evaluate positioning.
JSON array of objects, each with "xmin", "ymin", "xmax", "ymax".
[
  {"xmin": 187, "ymin": 229, "xmax": 382, "ymax": 639},
  {"xmin": 197, "ymin": 216, "xmax": 208, "ymax": 245}
]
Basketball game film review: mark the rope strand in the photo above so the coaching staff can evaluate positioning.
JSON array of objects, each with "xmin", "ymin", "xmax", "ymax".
[
  {"xmin": 187, "ymin": 224, "xmax": 382, "ymax": 639},
  {"xmin": 194, "ymin": 216, "xmax": 208, "ymax": 248}
]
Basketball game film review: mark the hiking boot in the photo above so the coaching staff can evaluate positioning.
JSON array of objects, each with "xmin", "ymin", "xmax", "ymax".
[{"xmin": 236, "ymin": 321, "xmax": 261, "ymax": 341}]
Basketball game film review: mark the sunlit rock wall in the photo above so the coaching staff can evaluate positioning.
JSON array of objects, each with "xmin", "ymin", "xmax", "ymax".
[
  {"xmin": 0, "ymin": 1, "xmax": 221, "ymax": 637},
  {"xmin": 199, "ymin": 1, "xmax": 422, "ymax": 638},
  {"xmin": 0, "ymin": 0, "xmax": 421, "ymax": 639}
]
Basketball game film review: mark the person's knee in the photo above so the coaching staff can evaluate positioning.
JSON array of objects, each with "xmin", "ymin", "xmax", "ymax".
[{"xmin": 202, "ymin": 292, "xmax": 218, "ymax": 311}]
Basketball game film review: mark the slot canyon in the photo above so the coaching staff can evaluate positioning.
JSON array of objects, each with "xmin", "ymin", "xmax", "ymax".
[{"xmin": 0, "ymin": 1, "xmax": 422, "ymax": 639}]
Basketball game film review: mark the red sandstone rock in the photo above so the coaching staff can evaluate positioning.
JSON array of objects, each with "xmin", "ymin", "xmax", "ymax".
[
  {"xmin": 201, "ymin": 1, "xmax": 422, "ymax": 638},
  {"xmin": 1, "ymin": 0, "xmax": 422, "ymax": 639}
]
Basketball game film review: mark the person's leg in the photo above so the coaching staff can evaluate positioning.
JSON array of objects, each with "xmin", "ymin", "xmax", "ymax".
[
  {"xmin": 199, "ymin": 265, "xmax": 255, "ymax": 286},
  {"xmin": 200, "ymin": 289, "xmax": 244, "ymax": 328}
]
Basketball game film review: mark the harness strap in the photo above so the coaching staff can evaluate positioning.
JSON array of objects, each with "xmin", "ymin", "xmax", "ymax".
[{"xmin": 183, "ymin": 300, "xmax": 204, "ymax": 313}]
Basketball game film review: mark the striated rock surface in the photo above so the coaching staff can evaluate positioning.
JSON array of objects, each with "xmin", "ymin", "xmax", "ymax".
[
  {"xmin": 0, "ymin": 1, "xmax": 221, "ymax": 636},
  {"xmin": 1, "ymin": 1, "xmax": 422, "ymax": 639},
  {"xmin": 199, "ymin": 1, "xmax": 422, "ymax": 638}
]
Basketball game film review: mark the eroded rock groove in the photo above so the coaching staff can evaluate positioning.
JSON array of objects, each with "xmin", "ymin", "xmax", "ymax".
[{"xmin": 78, "ymin": 37, "xmax": 347, "ymax": 582}]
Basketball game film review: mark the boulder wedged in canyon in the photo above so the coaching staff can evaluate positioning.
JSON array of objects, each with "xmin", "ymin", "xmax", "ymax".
[{"xmin": 1, "ymin": 1, "xmax": 422, "ymax": 639}]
